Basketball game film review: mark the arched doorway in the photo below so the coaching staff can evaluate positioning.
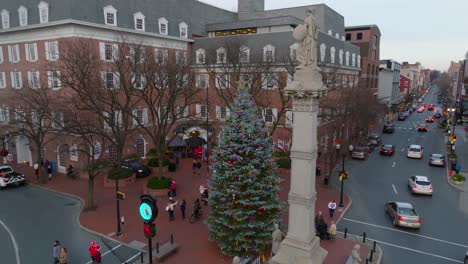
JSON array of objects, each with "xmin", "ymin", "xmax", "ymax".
[
  {"xmin": 136, "ymin": 138, "xmax": 146, "ymax": 159},
  {"xmin": 57, "ymin": 144, "xmax": 70, "ymax": 173}
]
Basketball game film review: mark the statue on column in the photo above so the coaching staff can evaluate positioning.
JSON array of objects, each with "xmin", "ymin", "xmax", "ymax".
[
  {"xmin": 271, "ymin": 222, "xmax": 285, "ymax": 256},
  {"xmin": 232, "ymin": 256, "xmax": 241, "ymax": 264},
  {"xmin": 293, "ymin": 7, "xmax": 318, "ymax": 68},
  {"xmin": 351, "ymin": 244, "xmax": 362, "ymax": 264}
]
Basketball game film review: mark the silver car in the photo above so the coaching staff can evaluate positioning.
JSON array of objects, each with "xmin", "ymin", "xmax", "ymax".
[
  {"xmin": 408, "ymin": 175, "xmax": 433, "ymax": 195},
  {"xmin": 385, "ymin": 201, "xmax": 421, "ymax": 229},
  {"xmin": 351, "ymin": 146, "xmax": 367, "ymax": 160},
  {"xmin": 428, "ymin": 154, "xmax": 445, "ymax": 167}
]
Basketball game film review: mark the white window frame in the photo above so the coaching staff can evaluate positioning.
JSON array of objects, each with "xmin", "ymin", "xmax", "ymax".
[
  {"xmin": 0, "ymin": 105, "xmax": 10, "ymax": 123},
  {"xmin": 263, "ymin": 44, "xmax": 275, "ymax": 62},
  {"xmin": 103, "ymin": 5, "xmax": 117, "ymax": 26},
  {"xmin": 1, "ymin": 10, "xmax": 9, "ymax": 29},
  {"xmin": 0, "ymin": 72, "xmax": 6, "ymax": 88},
  {"xmin": 0, "ymin": 46, "xmax": 3, "ymax": 64},
  {"xmin": 103, "ymin": 110, "xmax": 122, "ymax": 130},
  {"xmin": 132, "ymin": 73, "xmax": 145, "ymax": 89},
  {"xmin": 179, "ymin": 22, "xmax": 188, "ymax": 38},
  {"xmin": 345, "ymin": 51, "xmax": 350, "ymax": 66},
  {"xmin": 158, "ymin": 17, "xmax": 168, "ymax": 35},
  {"xmin": 100, "ymin": 42, "xmax": 118, "ymax": 61},
  {"xmin": 155, "ymin": 48, "xmax": 168, "ymax": 64},
  {"xmin": 130, "ymin": 46, "xmax": 145, "ymax": 63},
  {"xmin": 216, "ymin": 73, "xmax": 229, "ymax": 89},
  {"xmin": 70, "ymin": 144, "xmax": 78, "ymax": 161},
  {"xmin": 47, "ymin": 70, "xmax": 61, "ymax": 89},
  {"xmin": 38, "ymin": 2, "xmax": 49, "ymax": 23},
  {"xmin": 134, "ymin": 12, "xmax": 145, "ymax": 31},
  {"xmin": 196, "ymin": 74, "xmax": 208, "ymax": 89},
  {"xmin": 195, "ymin": 104, "xmax": 207, "ymax": 119},
  {"xmin": 11, "ymin": 71, "xmax": 22, "ymax": 89},
  {"xmin": 216, "ymin": 47, "xmax": 226, "ymax": 64},
  {"xmin": 285, "ymin": 110, "xmax": 293, "ymax": 127},
  {"xmin": 239, "ymin": 46, "xmax": 250, "ymax": 63},
  {"xmin": 132, "ymin": 107, "xmax": 148, "ymax": 126},
  {"xmin": 289, "ymin": 43, "xmax": 298, "ymax": 61},
  {"xmin": 216, "ymin": 105, "xmax": 230, "ymax": 120},
  {"xmin": 176, "ymin": 105, "xmax": 188, "ymax": 119},
  {"xmin": 262, "ymin": 73, "xmax": 277, "ymax": 90},
  {"xmin": 25, "ymin": 43, "xmax": 38, "ymax": 62},
  {"xmin": 195, "ymin": 49, "xmax": 205, "ymax": 64},
  {"xmin": 28, "ymin": 71, "xmax": 40, "ymax": 89},
  {"xmin": 8, "ymin": 45, "xmax": 20, "ymax": 63},
  {"xmin": 51, "ymin": 112, "xmax": 64, "ymax": 128},
  {"xmin": 176, "ymin": 51, "xmax": 186, "ymax": 64},
  {"xmin": 262, "ymin": 108, "xmax": 277, "ymax": 125},
  {"xmin": 45, "ymin": 41, "xmax": 59, "ymax": 61},
  {"xmin": 320, "ymin": 43, "xmax": 326, "ymax": 62},
  {"xmin": 18, "ymin": 6, "xmax": 28, "ymax": 26},
  {"xmin": 101, "ymin": 71, "xmax": 119, "ymax": 90}
]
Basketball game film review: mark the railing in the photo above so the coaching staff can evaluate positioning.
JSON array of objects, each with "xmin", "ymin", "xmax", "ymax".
[
  {"xmin": 240, "ymin": 255, "xmax": 262, "ymax": 264},
  {"xmin": 338, "ymin": 227, "xmax": 382, "ymax": 263}
]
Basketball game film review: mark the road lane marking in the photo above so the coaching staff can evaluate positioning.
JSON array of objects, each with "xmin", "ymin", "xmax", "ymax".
[
  {"xmin": 0, "ymin": 219, "xmax": 20, "ymax": 264},
  {"xmin": 392, "ymin": 161, "xmax": 396, "ymax": 168},
  {"xmin": 342, "ymin": 218, "xmax": 468, "ymax": 248},
  {"xmin": 392, "ymin": 184, "xmax": 398, "ymax": 195},
  {"xmin": 123, "ymin": 252, "xmax": 142, "ymax": 263},
  {"xmin": 85, "ymin": 244, "xmax": 122, "ymax": 264},
  {"xmin": 337, "ymin": 231, "xmax": 463, "ymax": 263},
  {"xmin": 401, "ymin": 147, "xmax": 405, "ymax": 152}
]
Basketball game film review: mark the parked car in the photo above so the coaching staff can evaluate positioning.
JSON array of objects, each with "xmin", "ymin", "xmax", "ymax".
[
  {"xmin": 352, "ymin": 146, "xmax": 368, "ymax": 160},
  {"xmin": 0, "ymin": 166, "xmax": 26, "ymax": 189},
  {"xmin": 383, "ymin": 124, "xmax": 394, "ymax": 133},
  {"xmin": 121, "ymin": 159, "xmax": 152, "ymax": 178},
  {"xmin": 428, "ymin": 153, "xmax": 445, "ymax": 167},
  {"xmin": 434, "ymin": 112, "xmax": 442, "ymax": 119},
  {"xmin": 398, "ymin": 114, "xmax": 407, "ymax": 121},
  {"xmin": 379, "ymin": 144, "xmax": 395, "ymax": 156},
  {"xmin": 428, "ymin": 104, "xmax": 435, "ymax": 111},
  {"xmin": 407, "ymin": 145, "xmax": 423, "ymax": 159},
  {"xmin": 417, "ymin": 107, "xmax": 425, "ymax": 113},
  {"xmin": 408, "ymin": 175, "xmax": 433, "ymax": 196},
  {"xmin": 368, "ymin": 134, "xmax": 382, "ymax": 146},
  {"xmin": 417, "ymin": 124, "xmax": 428, "ymax": 132},
  {"xmin": 425, "ymin": 116, "xmax": 435, "ymax": 123},
  {"xmin": 385, "ymin": 201, "xmax": 422, "ymax": 229}
]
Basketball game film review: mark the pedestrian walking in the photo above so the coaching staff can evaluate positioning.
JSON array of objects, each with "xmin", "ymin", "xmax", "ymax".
[
  {"xmin": 46, "ymin": 160, "xmax": 52, "ymax": 180},
  {"xmin": 88, "ymin": 241, "xmax": 101, "ymax": 263},
  {"xmin": 170, "ymin": 180, "xmax": 177, "ymax": 197},
  {"xmin": 180, "ymin": 199, "xmax": 186, "ymax": 220},
  {"xmin": 328, "ymin": 220, "xmax": 337, "ymax": 240},
  {"xmin": 192, "ymin": 158, "xmax": 197, "ymax": 176},
  {"xmin": 314, "ymin": 211, "xmax": 324, "ymax": 233},
  {"xmin": 59, "ymin": 247, "xmax": 68, "ymax": 264},
  {"xmin": 53, "ymin": 240, "xmax": 61, "ymax": 264},
  {"xmin": 34, "ymin": 163, "xmax": 40, "ymax": 182},
  {"xmin": 196, "ymin": 158, "xmax": 202, "ymax": 176},
  {"xmin": 166, "ymin": 197, "xmax": 178, "ymax": 221},
  {"xmin": 328, "ymin": 200, "xmax": 337, "ymax": 218}
]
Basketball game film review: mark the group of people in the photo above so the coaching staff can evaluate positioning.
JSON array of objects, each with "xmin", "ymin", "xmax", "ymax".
[
  {"xmin": 52, "ymin": 240, "xmax": 68, "ymax": 264},
  {"xmin": 164, "ymin": 183, "xmax": 208, "ymax": 221},
  {"xmin": 315, "ymin": 210, "xmax": 337, "ymax": 241},
  {"xmin": 34, "ymin": 159, "xmax": 54, "ymax": 182}
]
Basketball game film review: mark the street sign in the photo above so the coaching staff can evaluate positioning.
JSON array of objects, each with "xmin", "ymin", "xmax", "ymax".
[{"xmin": 116, "ymin": 191, "xmax": 125, "ymax": 200}]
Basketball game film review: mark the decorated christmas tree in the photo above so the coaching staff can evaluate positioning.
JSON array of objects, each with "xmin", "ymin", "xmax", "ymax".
[{"xmin": 208, "ymin": 83, "xmax": 283, "ymax": 257}]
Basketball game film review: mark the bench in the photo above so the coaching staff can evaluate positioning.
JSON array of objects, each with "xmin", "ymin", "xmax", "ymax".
[{"xmin": 153, "ymin": 241, "xmax": 179, "ymax": 261}]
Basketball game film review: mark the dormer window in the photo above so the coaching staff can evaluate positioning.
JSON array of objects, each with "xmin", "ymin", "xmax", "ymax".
[
  {"xmin": 38, "ymin": 2, "xmax": 49, "ymax": 23},
  {"xmin": 216, "ymin": 47, "xmax": 226, "ymax": 64},
  {"xmin": 133, "ymin": 12, "xmax": 145, "ymax": 31},
  {"xmin": 179, "ymin": 22, "xmax": 188, "ymax": 38},
  {"xmin": 18, "ymin": 6, "xmax": 28, "ymax": 26},
  {"xmin": 103, "ymin": 5, "xmax": 117, "ymax": 26},
  {"xmin": 158, "ymin": 17, "xmax": 168, "ymax": 35},
  {"xmin": 1, "ymin": 10, "xmax": 9, "ymax": 29},
  {"xmin": 196, "ymin": 49, "xmax": 205, "ymax": 64},
  {"xmin": 263, "ymin": 44, "xmax": 275, "ymax": 62},
  {"xmin": 239, "ymin": 46, "xmax": 249, "ymax": 63}
]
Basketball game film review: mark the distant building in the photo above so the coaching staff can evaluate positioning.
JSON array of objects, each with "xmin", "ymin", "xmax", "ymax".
[
  {"xmin": 379, "ymin": 60, "xmax": 401, "ymax": 107},
  {"xmin": 345, "ymin": 24, "xmax": 381, "ymax": 91},
  {"xmin": 400, "ymin": 74, "xmax": 411, "ymax": 97},
  {"xmin": 447, "ymin": 61, "xmax": 463, "ymax": 102},
  {"xmin": 400, "ymin": 62, "xmax": 422, "ymax": 95}
]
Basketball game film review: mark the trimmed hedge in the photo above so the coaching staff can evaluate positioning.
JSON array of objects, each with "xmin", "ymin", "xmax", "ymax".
[
  {"xmin": 107, "ymin": 167, "xmax": 133, "ymax": 180},
  {"xmin": 276, "ymin": 158, "xmax": 291, "ymax": 169},
  {"xmin": 447, "ymin": 153, "xmax": 458, "ymax": 159},
  {"xmin": 148, "ymin": 158, "xmax": 170, "ymax": 167},
  {"xmin": 90, "ymin": 160, "xmax": 112, "ymax": 170},
  {"xmin": 452, "ymin": 174, "xmax": 466, "ymax": 182},
  {"xmin": 272, "ymin": 151, "xmax": 288, "ymax": 157},
  {"xmin": 147, "ymin": 176, "xmax": 172, "ymax": 190}
]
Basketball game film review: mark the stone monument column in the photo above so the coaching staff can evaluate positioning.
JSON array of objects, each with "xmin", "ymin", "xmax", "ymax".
[{"xmin": 270, "ymin": 7, "xmax": 327, "ymax": 264}]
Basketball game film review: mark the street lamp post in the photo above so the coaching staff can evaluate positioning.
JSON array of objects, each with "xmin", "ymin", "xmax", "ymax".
[
  {"xmin": 339, "ymin": 154, "xmax": 345, "ymax": 208},
  {"xmin": 335, "ymin": 143, "xmax": 341, "ymax": 162},
  {"xmin": 115, "ymin": 178, "xmax": 122, "ymax": 237}
]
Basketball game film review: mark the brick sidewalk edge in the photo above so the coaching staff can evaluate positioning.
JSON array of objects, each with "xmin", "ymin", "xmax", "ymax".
[
  {"xmin": 28, "ymin": 183, "xmax": 146, "ymax": 253},
  {"xmin": 443, "ymin": 135, "xmax": 465, "ymax": 192}
]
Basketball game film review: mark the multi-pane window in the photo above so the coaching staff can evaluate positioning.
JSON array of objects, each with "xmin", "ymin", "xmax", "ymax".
[
  {"xmin": 196, "ymin": 74, "xmax": 208, "ymax": 88},
  {"xmin": 132, "ymin": 108, "xmax": 148, "ymax": 126},
  {"xmin": 48, "ymin": 71, "xmax": 61, "ymax": 89},
  {"xmin": 176, "ymin": 106, "xmax": 188, "ymax": 119},
  {"xmin": 106, "ymin": 72, "xmax": 114, "ymax": 89},
  {"xmin": 158, "ymin": 17, "xmax": 168, "ymax": 35},
  {"xmin": 45, "ymin": 41, "xmax": 59, "ymax": 61},
  {"xmin": 179, "ymin": 22, "xmax": 188, "ymax": 38},
  {"xmin": 240, "ymin": 47, "xmax": 249, "ymax": 63},
  {"xmin": 103, "ymin": 110, "xmax": 122, "ymax": 130},
  {"xmin": 100, "ymin": 42, "xmax": 118, "ymax": 61},
  {"xmin": 1, "ymin": 10, "xmax": 9, "ymax": 29},
  {"xmin": 133, "ymin": 73, "xmax": 145, "ymax": 89},
  {"xmin": 134, "ymin": 12, "xmax": 145, "ymax": 31},
  {"xmin": 105, "ymin": 44, "xmax": 113, "ymax": 60},
  {"xmin": 263, "ymin": 45, "xmax": 275, "ymax": 62},
  {"xmin": 200, "ymin": 105, "xmax": 207, "ymax": 118},
  {"xmin": 136, "ymin": 19, "xmax": 143, "ymax": 30},
  {"xmin": 11, "ymin": 71, "xmax": 22, "ymax": 89},
  {"xmin": 0, "ymin": 106, "xmax": 10, "ymax": 123},
  {"xmin": 38, "ymin": 2, "xmax": 49, "ymax": 23},
  {"xmin": 176, "ymin": 51, "xmax": 186, "ymax": 64},
  {"xmin": 265, "ymin": 108, "xmax": 274, "ymax": 123},
  {"xmin": 106, "ymin": 12, "xmax": 114, "ymax": 25},
  {"xmin": 52, "ymin": 112, "xmax": 64, "ymax": 128},
  {"xmin": 216, "ymin": 106, "xmax": 229, "ymax": 120},
  {"xmin": 136, "ymin": 138, "xmax": 145, "ymax": 158},
  {"xmin": 103, "ymin": 5, "xmax": 117, "ymax": 26},
  {"xmin": 108, "ymin": 145, "xmax": 117, "ymax": 162},
  {"xmin": 18, "ymin": 6, "xmax": 28, "ymax": 26},
  {"xmin": 357, "ymin": 32, "xmax": 363, "ymax": 40},
  {"xmin": 130, "ymin": 47, "xmax": 145, "ymax": 63},
  {"xmin": 216, "ymin": 74, "xmax": 229, "ymax": 89},
  {"xmin": 266, "ymin": 74, "xmax": 275, "ymax": 89},
  {"xmin": 155, "ymin": 49, "xmax": 168, "ymax": 64},
  {"xmin": 9, "ymin": 45, "xmax": 20, "ymax": 63},
  {"xmin": 216, "ymin": 48, "xmax": 226, "ymax": 64},
  {"xmin": 197, "ymin": 52, "xmax": 205, "ymax": 64},
  {"xmin": 25, "ymin": 43, "xmax": 38, "ymax": 62},
  {"xmin": 0, "ymin": 72, "xmax": 5, "ymax": 88},
  {"xmin": 28, "ymin": 71, "xmax": 40, "ymax": 88},
  {"xmin": 346, "ymin": 33, "xmax": 351, "ymax": 41}
]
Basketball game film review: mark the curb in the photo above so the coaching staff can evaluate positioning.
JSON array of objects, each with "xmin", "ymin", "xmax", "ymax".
[
  {"xmin": 374, "ymin": 244, "xmax": 383, "ymax": 264},
  {"xmin": 28, "ymin": 183, "xmax": 146, "ymax": 253},
  {"xmin": 335, "ymin": 192, "xmax": 352, "ymax": 226},
  {"xmin": 443, "ymin": 136, "xmax": 465, "ymax": 192}
]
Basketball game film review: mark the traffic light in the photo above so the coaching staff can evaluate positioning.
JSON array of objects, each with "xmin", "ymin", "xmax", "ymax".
[{"xmin": 144, "ymin": 223, "xmax": 156, "ymax": 239}]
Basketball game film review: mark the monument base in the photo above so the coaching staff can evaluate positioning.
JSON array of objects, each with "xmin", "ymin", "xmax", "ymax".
[{"xmin": 270, "ymin": 236, "xmax": 327, "ymax": 264}]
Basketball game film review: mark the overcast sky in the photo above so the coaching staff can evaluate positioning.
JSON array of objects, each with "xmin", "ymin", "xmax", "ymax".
[{"xmin": 199, "ymin": 0, "xmax": 468, "ymax": 71}]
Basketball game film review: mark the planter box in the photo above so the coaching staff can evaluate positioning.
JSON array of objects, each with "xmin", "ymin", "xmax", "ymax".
[
  {"xmin": 143, "ymin": 186, "xmax": 169, "ymax": 197},
  {"xmin": 451, "ymin": 179, "xmax": 464, "ymax": 185},
  {"xmin": 104, "ymin": 175, "xmax": 136, "ymax": 188}
]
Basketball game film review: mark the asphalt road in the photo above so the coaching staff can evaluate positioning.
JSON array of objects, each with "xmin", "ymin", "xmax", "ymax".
[
  {"xmin": 0, "ymin": 185, "xmax": 143, "ymax": 264},
  {"xmin": 333, "ymin": 87, "xmax": 468, "ymax": 264}
]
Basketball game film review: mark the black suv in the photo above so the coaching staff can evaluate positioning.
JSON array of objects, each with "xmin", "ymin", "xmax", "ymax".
[
  {"xmin": 121, "ymin": 160, "xmax": 152, "ymax": 178},
  {"xmin": 383, "ymin": 124, "xmax": 394, "ymax": 133}
]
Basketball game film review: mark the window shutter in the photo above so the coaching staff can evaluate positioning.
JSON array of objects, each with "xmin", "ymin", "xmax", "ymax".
[
  {"xmin": 25, "ymin": 44, "xmax": 30, "ymax": 61},
  {"xmin": 47, "ymin": 71, "xmax": 52, "ymax": 88},
  {"xmin": 113, "ymin": 73, "xmax": 120, "ymax": 89},
  {"xmin": 99, "ymin": 42, "xmax": 105, "ymax": 60},
  {"xmin": 226, "ymin": 107, "xmax": 231, "ymax": 117},
  {"xmin": 15, "ymin": 45, "xmax": 20, "ymax": 62},
  {"xmin": 103, "ymin": 112, "xmax": 110, "ymax": 130},
  {"xmin": 55, "ymin": 71, "xmax": 61, "ymax": 87},
  {"xmin": 195, "ymin": 104, "xmax": 201, "ymax": 118},
  {"xmin": 45, "ymin": 42, "xmax": 50, "ymax": 60},
  {"xmin": 272, "ymin": 108, "xmax": 278, "ymax": 123},
  {"xmin": 112, "ymin": 44, "xmax": 119, "ymax": 59},
  {"xmin": 100, "ymin": 72, "xmax": 106, "ymax": 87},
  {"xmin": 132, "ymin": 109, "xmax": 138, "ymax": 126},
  {"xmin": 27, "ymin": 71, "xmax": 32, "ymax": 86},
  {"xmin": 286, "ymin": 111, "xmax": 293, "ymax": 127},
  {"xmin": 142, "ymin": 108, "xmax": 148, "ymax": 125},
  {"xmin": 8, "ymin": 45, "xmax": 12, "ymax": 62},
  {"xmin": 33, "ymin": 43, "xmax": 38, "ymax": 61},
  {"xmin": 261, "ymin": 74, "xmax": 266, "ymax": 89},
  {"xmin": 35, "ymin": 71, "xmax": 41, "ymax": 88},
  {"xmin": 116, "ymin": 110, "xmax": 122, "ymax": 127},
  {"xmin": 10, "ymin": 72, "xmax": 15, "ymax": 87},
  {"xmin": 53, "ymin": 41, "xmax": 59, "ymax": 60},
  {"xmin": 0, "ymin": 46, "xmax": 3, "ymax": 63},
  {"xmin": 215, "ymin": 106, "xmax": 220, "ymax": 120}
]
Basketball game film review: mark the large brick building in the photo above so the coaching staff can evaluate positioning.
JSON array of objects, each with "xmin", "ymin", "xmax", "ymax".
[{"xmin": 0, "ymin": 0, "xmax": 362, "ymax": 173}]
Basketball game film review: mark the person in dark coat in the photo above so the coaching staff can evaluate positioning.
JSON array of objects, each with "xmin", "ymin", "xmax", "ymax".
[{"xmin": 180, "ymin": 199, "xmax": 186, "ymax": 220}]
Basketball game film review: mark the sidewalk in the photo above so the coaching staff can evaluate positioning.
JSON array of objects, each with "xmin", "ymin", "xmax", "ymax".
[
  {"xmin": 13, "ymin": 158, "xmax": 363, "ymax": 263},
  {"xmin": 446, "ymin": 125, "xmax": 468, "ymax": 191}
]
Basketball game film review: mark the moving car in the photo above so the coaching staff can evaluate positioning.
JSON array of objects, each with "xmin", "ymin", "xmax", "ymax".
[
  {"xmin": 385, "ymin": 201, "xmax": 421, "ymax": 229},
  {"xmin": 428, "ymin": 104, "xmax": 435, "ymax": 111},
  {"xmin": 0, "ymin": 165, "xmax": 26, "ymax": 189},
  {"xmin": 351, "ymin": 146, "xmax": 368, "ymax": 160},
  {"xmin": 382, "ymin": 124, "xmax": 394, "ymax": 133},
  {"xmin": 417, "ymin": 106, "xmax": 425, "ymax": 113},
  {"xmin": 434, "ymin": 112, "xmax": 442, "ymax": 119},
  {"xmin": 408, "ymin": 175, "xmax": 433, "ymax": 195},
  {"xmin": 121, "ymin": 159, "xmax": 152, "ymax": 178},
  {"xmin": 425, "ymin": 116, "xmax": 434, "ymax": 123},
  {"xmin": 380, "ymin": 144, "xmax": 395, "ymax": 156},
  {"xmin": 428, "ymin": 153, "xmax": 445, "ymax": 167},
  {"xmin": 407, "ymin": 145, "xmax": 423, "ymax": 159},
  {"xmin": 368, "ymin": 134, "xmax": 382, "ymax": 146},
  {"xmin": 398, "ymin": 114, "xmax": 407, "ymax": 121},
  {"xmin": 417, "ymin": 124, "xmax": 428, "ymax": 132}
]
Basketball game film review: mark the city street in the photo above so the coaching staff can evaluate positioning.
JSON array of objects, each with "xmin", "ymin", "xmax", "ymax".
[
  {"xmin": 0, "ymin": 185, "xmax": 142, "ymax": 264},
  {"xmin": 333, "ymin": 87, "xmax": 468, "ymax": 263}
]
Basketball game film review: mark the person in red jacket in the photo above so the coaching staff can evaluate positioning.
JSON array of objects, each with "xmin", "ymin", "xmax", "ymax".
[
  {"xmin": 170, "ymin": 180, "xmax": 177, "ymax": 197},
  {"xmin": 88, "ymin": 241, "xmax": 101, "ymax": 263}
]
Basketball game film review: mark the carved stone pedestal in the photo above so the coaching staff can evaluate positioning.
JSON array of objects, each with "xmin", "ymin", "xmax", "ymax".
[{"xmin": 270, "ymin": 236, "xmax": 327, "ymax": 264}]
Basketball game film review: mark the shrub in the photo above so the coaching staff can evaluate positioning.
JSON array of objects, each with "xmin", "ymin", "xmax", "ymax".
[
  {"xmin": 447, "ymin": 153, "xmax": 458, "ymax": 159},
  {"xmin": 147, "ymin": 176, "xmax": 172, "ymax": 190},
  {"xmin": 147, "ymin": 148, "xmax": 160, "ymax": 157},
  {"xmin": 107, "ymin": 167, "xmax": 133, "ymax": 180},
  {"xmin": 272, "ymin": 151, "xmax": 288, "ymax": 157},
  {"xmin": 147, "ymin": 158, "xmax": 170, "ymax": 167},
  {"xmin": 90, "ymin": 159, "xmax": 112, "ymax": 170},
  {"xmin": 124, "ymin": 153, "xmax": 139, "ymax": 160},
  {"xmin": 276, "ymin": 158, "xmax": 291, "ymax": 169},
  {"xmin": 452, "ymin": 174, "xmax": 466, "ymax": 182}
]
